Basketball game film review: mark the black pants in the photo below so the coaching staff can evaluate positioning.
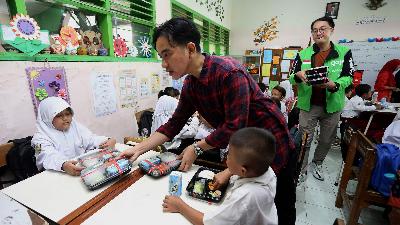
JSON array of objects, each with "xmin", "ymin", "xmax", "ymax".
[{"xmin": 275, "ymin": 149, "xmax": 297, "ymax": 225}]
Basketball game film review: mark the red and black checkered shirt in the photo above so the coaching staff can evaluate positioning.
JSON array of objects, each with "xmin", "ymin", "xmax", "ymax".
[{"xmin": 157, "ymin": 54, "xmax": 295, "ymax": 174}]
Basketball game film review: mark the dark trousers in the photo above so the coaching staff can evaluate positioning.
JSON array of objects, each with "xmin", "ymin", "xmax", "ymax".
[{"xmin": 275, "ymin": 149, "xmax": 297, "ymax": 225}]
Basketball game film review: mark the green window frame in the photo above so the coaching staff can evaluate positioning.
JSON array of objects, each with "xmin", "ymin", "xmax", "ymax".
[
  {"xmin": 171, "ymin": 0, "xmax": 229, "ymax": 56},
  {"xmin": 0, "ymin": 0, "xmax": 157, "ymax": 62}
]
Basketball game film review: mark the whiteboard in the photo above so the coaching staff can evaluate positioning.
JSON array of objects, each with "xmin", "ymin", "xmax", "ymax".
[{"xmin": 342, "ymin": 41, "xmax": 400, "ymax": 87}]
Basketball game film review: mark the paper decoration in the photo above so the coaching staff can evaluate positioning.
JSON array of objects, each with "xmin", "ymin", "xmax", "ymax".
[
  {"xmin": 281, "ymin": 60, "xmax": 291, "ymax": 73},
  {"xmin": 114, "ymin": 36, "xmax": 128, "ymax": 57},
  {"xmin": 0, "ymin": 14, "xmax": 49, "ymax": 56},
  {"xmin": 140, "ymin": 78, "xmax": 150, "ymax": 97},
  {"xmin": 283, "ymin": 50, "xmax": 298, "ymax": 60},
  {"xmin": 10, "ymin": 14, "xmax": 40, "ymax": 40},
  {"xmin": 263, "ymin": 49, "xmax": 273, "ymax": 63},
  {"xmin": 272, "ymin": 67, "xmax": 278, "ymax": 76},
  {"xmin": 262, "ymin": 64, "xmax": 271, "ymax": 76},
  {"xmin": 91, "ymin": 72, "xmax": 117, "ymax": 117},
  {"xmin": 272, "ymin": 56, "xmax": 280, "ymax": 64},
  {"xmin": 59, "ymin": 26, "xmax": 79, "ymax": 47},
  {"xmin": 26, "ymin": 67, "xmax": 70, "ymax": 115},
  {"xmin": 128, "ymin": 45, "xmax": 138, "ymax": 57},
  {"xmin": 118, "ymin": 70, "xmax": 138, "ymax": 109},
  {"xmin": 281, "ymin": 73, "xmax": 288, "ymax": 80},
  {"xmin": 138, "ymin": 36, "xmax": 152, "ymax": 58},
  {"xmin": 151, "ymin": 73, "xmax": 161, "ymax": 94},
  {"xmin": 253, "ymin": 16, "xmax": 279, "ymax": 45}
]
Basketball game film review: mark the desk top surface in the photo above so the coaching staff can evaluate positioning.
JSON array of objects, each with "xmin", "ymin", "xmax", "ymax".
[{"xmin": 0, "ymin": 144, "xmax": 157, "ymax": 222}]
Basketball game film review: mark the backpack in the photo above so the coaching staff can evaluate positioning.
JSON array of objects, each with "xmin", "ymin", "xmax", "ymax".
[
  {"xmin": 371, "ymin": 143, "xmax": 400, "ymax": 197},
  {"xmin": 138, "ymin": 110, "xmax": 154, "ymax": 137},
  {"xmin": 6, "ymin": 136, "xmax": 39, "ymax": 182}
]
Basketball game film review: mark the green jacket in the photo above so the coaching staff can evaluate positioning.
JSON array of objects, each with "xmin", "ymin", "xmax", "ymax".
[{"xmin": 289, "ymin": 42, "xmax": 354, "ymax": 113}]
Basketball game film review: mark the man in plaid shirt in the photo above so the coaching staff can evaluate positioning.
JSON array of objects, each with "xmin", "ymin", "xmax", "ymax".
[{"xmin": 120, "ymin": 18, "xmax": 296, "ymax": 225}]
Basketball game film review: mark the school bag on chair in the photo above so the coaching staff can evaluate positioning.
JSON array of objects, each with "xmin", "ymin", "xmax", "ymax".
[{"xmin": 6, "ymin": 136, "xmax": 39, "ymax": 182}]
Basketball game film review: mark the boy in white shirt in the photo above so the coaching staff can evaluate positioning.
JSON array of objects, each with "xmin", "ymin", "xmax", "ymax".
[
  {"xmin": 341, "ymin": 84, "xmax": 382, "ymax": 118},
  {"xmin": 271, "ymin": 86, "xmax": 288, "ymax": 121},
  {"xmin": 162, "ymin": 127, "xmax": 278, "ymax": 225}
]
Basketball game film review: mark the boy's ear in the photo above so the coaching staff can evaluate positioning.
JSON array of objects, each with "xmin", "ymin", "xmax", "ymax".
[{"xmin": 240, "ymin": 165, "xmax": 248, "ymax": 177}]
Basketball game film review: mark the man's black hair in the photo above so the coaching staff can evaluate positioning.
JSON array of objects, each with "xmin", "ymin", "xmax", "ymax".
[
  {"xmin": 152, "ymin": 17, "xmax": 201, "ymax": 52},
  {"xmin": 311, "ymin": 16, "xmax": 335, "ymax": 30},
  {"xmin": 355, "ymin": 84, "xmax": 371, "ymax": 97}
]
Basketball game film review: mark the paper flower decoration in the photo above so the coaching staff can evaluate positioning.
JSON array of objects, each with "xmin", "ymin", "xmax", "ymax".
[
  {"xmin": 253, "ymin": 16, "xmax": 279, "ymax": 45},
  {"xmin": 10, "ymin": 14, "xmax": 40, "ymax": 40},
  {"xmin": 59, "ymin": 26, "xmax": 79, "ymax": 47},
  {"xmin": 58, "ymin": 89, "xmax": 67, "ymax": 99},
  {"xmin": 138, "ymin": 36, "xmax": 152, "ymax": 58},
  {"xmin": 114, "ymin": 37, "xmax": 128, "ymax": 57},
  {"xmin": 49, "ymin": 81, "xmax": 61, "ymax": 92},
  {"xmin": 56, "ymin": 74, "xmax": 62, "ymax": 80},
  {"xmin": 38, "ymin": 80, "xmax": 45, "ymax": 87},
  {"xmin": 128, "ymin": 46, "xmax": 139, "ymax": 57},
  {"xmin": 35, "ymin": 88, "xmax": 48, "ymax": 101},
  {"xmin": 30, "ymin": 70, "xmax": 40, "ymax": 80}
]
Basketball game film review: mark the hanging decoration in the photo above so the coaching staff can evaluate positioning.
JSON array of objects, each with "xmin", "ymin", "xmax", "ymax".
[
  {"xmin": 138, "ymin": 36, "xmax": 152, "ymax": 58},
  {"xmin": 128, "ymin": 45, "xmax": 139, "ymax": 57},
  {"xmin": 195, "ymin": 0, "xmax": 225, "ymax": 22},
  {"xmin": 59, "ymin": 26, "xmax": 79, "ymax": 47},
  {"xmin": 253, "ymin": 16, "xmax": 279, "ymax": 46},
  {"xmin": 114, "ymin": 36, "xmax": 128, "ymax": 57},
  {"xmin": 26, "ymin": 66, "xmax": 70, "ymax": 115},
  {"xmin": 0, "ymin": 14, "xmax": 49, "ymax": 56}
]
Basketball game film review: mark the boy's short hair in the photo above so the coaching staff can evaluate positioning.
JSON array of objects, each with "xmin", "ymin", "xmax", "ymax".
[
  {"xmin": 273, "ymin": 86, "xmax": 286, "ymax": 98},
  {"xmin": 152, "ymin": 17, "xmax": 201, "ymax": 52},
  {"xmin": 355, "ymin": 84, "xmax": 371, "ymax": 97},
  {"xmin": 257, "ymin": 82, "xmax": 267, "ymax": 92},
  {"xmin": 229, "ymin": 127, "xmax": 276, "ymax": 176},
  {"xmin": 345, "ymin": 84, "xmax": 354, "ymax": 94},
  {"xmin": 311, "ymin": 16, "xmax": 335, "ymax": 30}
]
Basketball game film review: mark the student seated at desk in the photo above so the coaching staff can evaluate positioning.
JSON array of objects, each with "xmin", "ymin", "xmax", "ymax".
[
  {"xmin": 271, "ymin": 86, "xmax": 287, "ymax": 121},
  {"xmin": 32, "ymin": 97, "xmax": 116, "ymax": 176},
  {"xmin": 162, "ymin": 127, "xmax": 278, "ymax": 225},
  {"xmin": 341, "ymin": 84, "xmax": 382, "ymax": 119}
]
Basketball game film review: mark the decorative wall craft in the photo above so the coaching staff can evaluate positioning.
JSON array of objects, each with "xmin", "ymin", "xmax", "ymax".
[
  {"xmin": 138, "ymin": 36, "xmax": 152, "ymax": 58},
  {"xmin": 195, "ymin": 0, "xmax": 225, "ymax": 22},
  {"xmin": 26, "ymin": 66, "xmax": 70, "ymax": 115},
  {"xmin": 59, "ymin": 26, "xmax": 79, "ymax": 47},
  {"xmin": 151, "ymin": 73, "xmax": 161, "ymax": 94},
  {"xmin": 0, "ymin": 14, "xmax": 49, "ymax": 56},
  {"xmin": 325, "ymin": 2, "xmax": 340, "ymax": 19},
  {"xmin": 253, "ymin": 17, "xmax": 279, "ymax": 46},
  {"xmin": 283, "ymin": 49, "xmax": 298, "ymax": 60},
  {"xmin": 114, "ymin": 36, "xmax": 128, "ymax": 57}
]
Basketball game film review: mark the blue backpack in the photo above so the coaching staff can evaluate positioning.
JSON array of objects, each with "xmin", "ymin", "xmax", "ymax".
[{"xmin": 371, "ymin": 143, "xmax": 400, "ymax": 197}]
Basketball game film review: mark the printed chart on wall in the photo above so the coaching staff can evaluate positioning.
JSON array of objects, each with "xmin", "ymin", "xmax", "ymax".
[
  {"xmin": 26, "ymin": 66, "xmax": 70, "ymax": 115},
  {"xmin": 160, "ymin": 69, "xmax": 171, "ymax": 87},
  {"xmin": 118, "ymin": 69, "xmax": 137, "ymax": 109},
  {"xmin": 91, "ymin": 72, "xmax": 117, "ymax": 117},
  {"xmin": 140, "ymin": 77, "xmax": 150, "ymax": 97},
  {"xmin": 151, "ymin": 73, "xmax": 161, "ymax": 94}
]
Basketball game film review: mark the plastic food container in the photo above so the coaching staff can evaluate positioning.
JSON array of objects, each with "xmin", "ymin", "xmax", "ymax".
[
  {"xmin": 138, "ymin": 152, "xmax": 181, "ymax": 177},
  {"xmin": 186, "ymin": 167, "xmax": 228, "ymax": 203},
  {"xmin": 305, "ymin": 66, "xmax": 328, "ymax": 85},
  {"xmin": 79, "ymin": 149, "xmax": 132, "ymax": 190}
]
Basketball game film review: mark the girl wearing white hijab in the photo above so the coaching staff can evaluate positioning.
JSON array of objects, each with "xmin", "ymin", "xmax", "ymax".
[{"xmin": 32, "ymin": 97, "xmax": 116, "ymax": 176}]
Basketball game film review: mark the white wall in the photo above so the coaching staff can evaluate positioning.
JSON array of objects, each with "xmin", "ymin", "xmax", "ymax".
[
  {"xmin": 0, "ymin": 61, "xmax": 163, "ymax": 144},
  {"xmin": 230, "ymin": 0, "xmax": 400, "ymax": 55}
]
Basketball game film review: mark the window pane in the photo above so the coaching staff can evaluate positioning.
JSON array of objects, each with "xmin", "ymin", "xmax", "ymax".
[{"xmin": 0, "ymin": 1, "xmax": 10, "ymax": 24}]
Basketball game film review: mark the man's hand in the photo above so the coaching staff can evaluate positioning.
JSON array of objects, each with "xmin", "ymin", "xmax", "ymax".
[
  {"xmin": 118, "ymin": 146, "xmax": 143, "ymax": 162},
  {"xmin": 62, "ymin": 160, "xmax": 85, "ymax": 176},
  {"xmin": 162, "ymin": 195, "xmax": 185, "ymax": 213},
  {"xmin": 212, "ymin": 168, "xmax": 232, "ymax": 190},
  {"xmin": 177, "ymin": 145, "xmax": 197, "ymax": 171},
  {"xmin": 99, "ymin": 138, "xmax": 117, "ymax": 149},
  {"xmin": 295, "ymin": 71, "xmax": 307, "ymax": 83}
]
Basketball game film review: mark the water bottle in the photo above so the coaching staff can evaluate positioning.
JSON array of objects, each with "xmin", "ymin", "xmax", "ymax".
[
  {"xmin": 371, "ymin": 92, "xmax": 378, "ymax": 103},
  {"xmin": 380, "ymin": 97, "xmax": 388, "ymax": 109}
]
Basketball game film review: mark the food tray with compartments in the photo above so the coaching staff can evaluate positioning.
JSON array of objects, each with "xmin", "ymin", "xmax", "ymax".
[
  {"xmin": 138, "ymin": 152, "xmax": 181, "ymax": 177},
  {"xmin": 305, "ymin": 66, "xmax": 328, "ymax": 85}
]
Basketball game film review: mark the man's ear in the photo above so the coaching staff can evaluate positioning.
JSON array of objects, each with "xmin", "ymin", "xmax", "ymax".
[{"xmin": 187, "ymin": 42, "xmax": 197, "ymax": 54}]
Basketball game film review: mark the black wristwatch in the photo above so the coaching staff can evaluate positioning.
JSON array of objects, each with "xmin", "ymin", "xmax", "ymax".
[{"xmin": 193, "ymin": 142, "xmax": 204, "ymax": 157}]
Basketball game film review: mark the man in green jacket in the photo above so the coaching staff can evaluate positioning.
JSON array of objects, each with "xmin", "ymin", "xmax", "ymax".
[{"xmin": 289, "ymin": 16, "xmax": 354, "ymax": 182}]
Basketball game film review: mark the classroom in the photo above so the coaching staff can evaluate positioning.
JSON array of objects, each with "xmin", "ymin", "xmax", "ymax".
[{"xmin": 1, "ymin": 0, "xmax": 400, "ymax": 224}]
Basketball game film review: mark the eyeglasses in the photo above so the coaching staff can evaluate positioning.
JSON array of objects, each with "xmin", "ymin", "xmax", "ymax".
[{"xmin": 311, "ymin": 26, "xmax": 332, "ymax": 34}]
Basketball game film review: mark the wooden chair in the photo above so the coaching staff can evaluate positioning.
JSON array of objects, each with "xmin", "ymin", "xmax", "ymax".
[
  {"xmin": 335, "ymin": 130, "xmax": 388, "ymax": 225},
  {"xmin": 0, "ymin": 143, "xmax": 14, "ymax": 189}
]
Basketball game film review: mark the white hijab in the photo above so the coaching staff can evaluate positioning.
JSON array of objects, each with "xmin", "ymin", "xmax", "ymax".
[
  {"xmin": 32, "ymin": 97, "xmax": 105, "ymax": 170},
  {"xmin": 383, "ymin": 120, "xmax": 400, "ymax": 148},
  {"xmin": 151, "ymin": 95, "xmax": 179, "ymax": 134},
  {"xmin": 280, "ymin": 80, "xmax": 295, "ymax": 101}
]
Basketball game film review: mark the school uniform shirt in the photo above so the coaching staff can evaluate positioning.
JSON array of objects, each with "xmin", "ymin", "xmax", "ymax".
[
  {"xmin": 280, "ymin": 100, "xmax": 288, "ymax": 122},
  {"xmin": 341, "ymin": 95, "xmax": 376, "ymax": 118},
  {"xmin": 383, "ymin": 120, "xmax": 400, "ymax": 148},
  {"xmin": 32, "ymin": 97, "xmax": 108, "ymax": 172},
  {"xmin": 157, "ymin": 54, "xmax": 294, "ymax": 174},
  {"xmin": 203, "ymin": 168, "xmax": 278, "ymax": 225}
]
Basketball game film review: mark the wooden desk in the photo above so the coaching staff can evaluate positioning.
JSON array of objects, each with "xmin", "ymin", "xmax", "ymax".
[
  {"xmin": 81, "ymin": 165, "xmax": 219, "ymax": 225},
  {"xmin": 0, "ymin": 144, "xmax": 158, "ymax": 224}
]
